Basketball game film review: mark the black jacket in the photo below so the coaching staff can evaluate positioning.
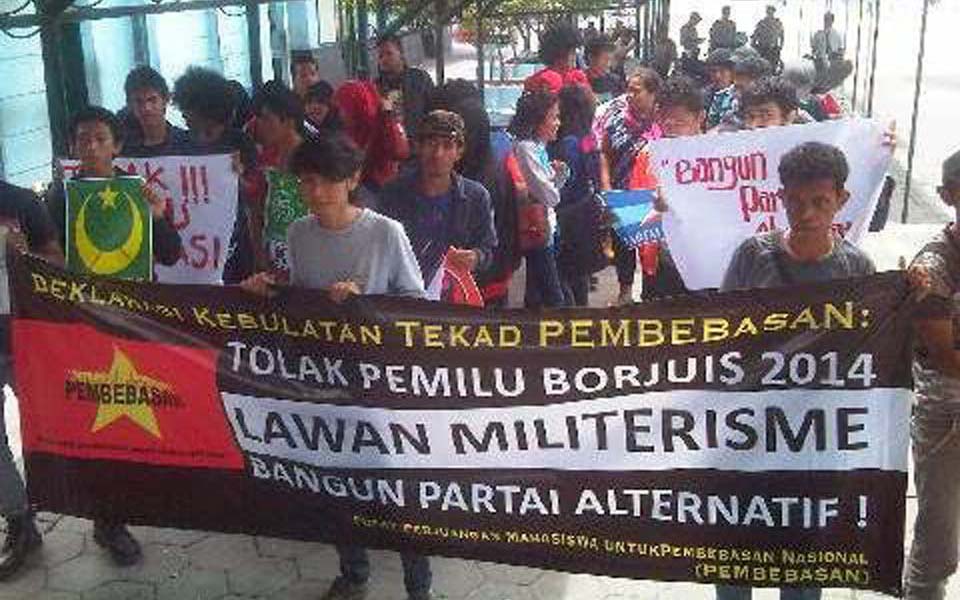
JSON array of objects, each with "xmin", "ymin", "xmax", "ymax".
[
  {"xmin": 46, "ymin": 167, "xmax": 182, "ymax": 267},
  {"xmin": 378, "ymin": 169, "xmax": 498, "ymax": 276}
]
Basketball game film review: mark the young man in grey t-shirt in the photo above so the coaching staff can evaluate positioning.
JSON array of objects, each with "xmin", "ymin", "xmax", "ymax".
[
  {"xmin": 241, "ymin": 135, "xmax": 430, "ymax": 600},
  {"xmin": 721, "ymin": 141, "xmax": 875, "ymax": 295},
  {"xmin": 717, "ymin": 142, "xmax": 873, "ymax": 600}
]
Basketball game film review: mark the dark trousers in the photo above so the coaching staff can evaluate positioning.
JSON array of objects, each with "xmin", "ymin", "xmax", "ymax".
[
  {"xmin": 716, "ymin": 585, "xmax": 820, "ymax": 600},
  {"xmin": 905, "ymin": 400, "xmax": 960, "ymax": 600},
  {"xmin": 561, "ymin": 272, "xmax": 590, "ymax": 307},
  {"xmin": 641, "ymin": 250, "xmax": 688, "ymax": 302},
  {"xmin": 524, "ymin": 243, "xmax": 565, "ymax": 308},
  {"xmin": 613, "ymin": 234, "xmax": 636, "ymax": 287},
  {"xmin": 0, "ymin": 318, "xmax": 27, "ymax": 518},
  {"xmin": 336, "ymin": 545, "xmax": 432, "ymax": 597}
]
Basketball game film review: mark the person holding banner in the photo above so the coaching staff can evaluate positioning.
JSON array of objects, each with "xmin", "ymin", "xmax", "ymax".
[
  {"xmin": 594, "ymin": 68, "xmax": 662, "ymax": 305},
  {"xmin": 240, "ymin": 134, "xmax": 428, "ymax": 600},
  {"xmin": 905, "ymin": 150, "xmax": 960, "ymax": 600},
  {"xmin": 0, "ymin": 179, "xmax": 62, "ymax": 579},
  {"xmin": 431, "ymin": 85, "xmax": 524, "ymax": 309},
  {"xmin": 717, "ymin": 142, "xmax": 874, "ymax": 600},
  {"xmin": 379, "ymin": 110, "xmax": 496, "ymax": 302},
  {"xmin": 43, "ymin": 106, "xmax": 183, "ymax": 566}
]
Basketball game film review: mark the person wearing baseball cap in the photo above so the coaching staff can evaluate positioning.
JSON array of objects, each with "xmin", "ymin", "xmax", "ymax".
[{"xmin": 378, "ymin": 109, "xmax": 498, "ymax": 291}]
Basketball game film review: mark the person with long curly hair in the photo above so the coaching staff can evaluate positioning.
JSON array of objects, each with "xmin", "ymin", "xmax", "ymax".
[{"xmin": 524, "ymin": 23, "xmax": 590, "ymax": 94}]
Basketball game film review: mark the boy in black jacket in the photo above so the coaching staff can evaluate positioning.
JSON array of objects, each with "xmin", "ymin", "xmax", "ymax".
[
  {"xmin": 44, "ymin": 105, "xmax": 182, "ymax": 567},
  {"xmin": 378, "ymin": 110, "xmax": 497, "ymax": 291}
]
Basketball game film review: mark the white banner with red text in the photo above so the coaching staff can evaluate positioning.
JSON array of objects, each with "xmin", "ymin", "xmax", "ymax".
[{"xmin": 652, "ymin": 120, "xmax": 891, "ymax": 290}]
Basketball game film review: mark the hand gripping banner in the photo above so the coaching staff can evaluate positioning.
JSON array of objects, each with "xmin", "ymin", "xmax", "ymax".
[{"xmin": 11, "ymin": 255, "xmax": 913, "ymax": 595}]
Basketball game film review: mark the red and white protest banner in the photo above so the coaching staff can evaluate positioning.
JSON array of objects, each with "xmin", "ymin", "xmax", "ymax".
[
  {"xmin": 62, "ymin": 154, "xmax": 238, "ymax": 284},
  {"xmin": 650, "ymin": 119, "xmax": 892, "ymax": 290}
]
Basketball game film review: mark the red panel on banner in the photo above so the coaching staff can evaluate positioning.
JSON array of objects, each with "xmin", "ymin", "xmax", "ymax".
[{"xmin": 13, "ymin": 320, "xmax": 242, "ymax": 470}]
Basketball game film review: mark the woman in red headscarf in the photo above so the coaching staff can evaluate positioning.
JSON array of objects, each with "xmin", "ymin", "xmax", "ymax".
[{"xmin": 333, "ymin": 80, "xmax": 409, "ymax": 191}]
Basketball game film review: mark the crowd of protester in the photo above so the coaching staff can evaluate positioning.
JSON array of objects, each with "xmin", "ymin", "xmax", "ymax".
[{"xmin": 0, "ymin": 12, "xmax": 958, "ymax": 600}]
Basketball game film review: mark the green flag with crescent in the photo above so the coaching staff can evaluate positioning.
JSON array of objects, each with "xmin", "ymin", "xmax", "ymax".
[{"xmin": 65, "ymin": 176, "xmax": 154, "ymax": 281}]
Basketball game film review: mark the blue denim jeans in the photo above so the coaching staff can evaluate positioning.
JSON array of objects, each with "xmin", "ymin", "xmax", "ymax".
[
  {"xmin": 715, "ymin": 585, "xmax": 821, "ymax": 600},
  {"xmin": 905, "ymin": 403, "xmax": 960, "ymax": 600},
  {"xmin": 336, "ymin": 545, "xmax": 431, "ymax": 598},
  {"xmin": 524, "ymin": 243, "xmax": 565, "ymax": 309}
]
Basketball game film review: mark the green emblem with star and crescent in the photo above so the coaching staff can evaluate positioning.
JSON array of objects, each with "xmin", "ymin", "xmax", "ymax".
[{"xmin": 65, "ymin": 177, "xmax": 154, "ymax": 281}]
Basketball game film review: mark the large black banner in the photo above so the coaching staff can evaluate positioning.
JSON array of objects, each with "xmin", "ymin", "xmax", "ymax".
[{"xmin": 12, "ymin": 254, "xmax": 913, "ymax": 595}]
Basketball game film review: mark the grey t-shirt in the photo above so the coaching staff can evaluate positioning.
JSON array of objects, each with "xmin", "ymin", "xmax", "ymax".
[
  {"xmin": 287, "ymin": 209, "xmax": 425, "ymax": 298},
  {"xmin": 909, "ymin": 226, "xmax": 960, "ymax": 410},
  {"xmin": 721, "ymin": 231, "xmax": 875, "ymax": 292}
]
